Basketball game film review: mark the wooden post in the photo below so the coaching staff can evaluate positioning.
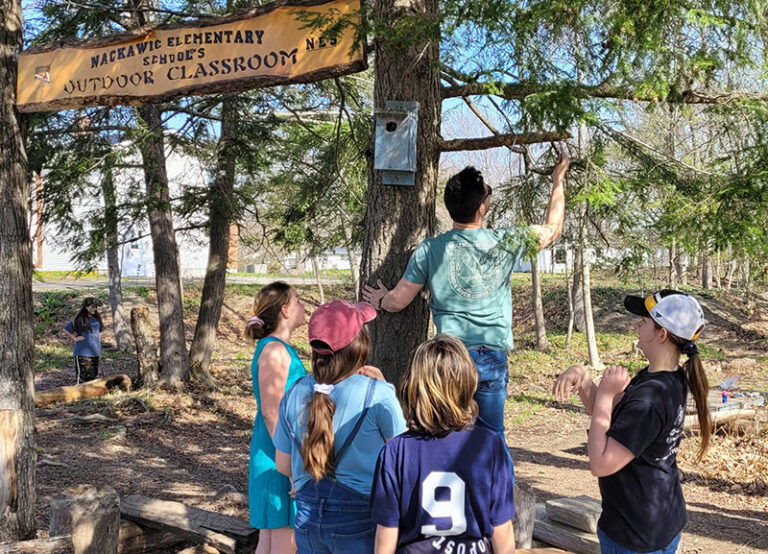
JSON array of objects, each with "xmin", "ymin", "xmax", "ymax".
[
  {"xmin": 50, "ymin": 486, "xmax": 120, "ymax": 554},
  {"xmin": 514, "ymin": 480, "xmax": 536, "ymax": 549},
  {"xmin": 130, "ymin": 308, "xmax": 160, "ymax": 388}
]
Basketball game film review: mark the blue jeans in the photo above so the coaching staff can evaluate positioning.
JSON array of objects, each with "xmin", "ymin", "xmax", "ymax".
[
  {"xmin": 598, "ymin": 528, "xmax": 681, "ymax": 554},
  {"xmin": 469, "ymin": 347, "xmax": 514, "ymax": 485},
  {"xmin": 294, "ymin": 478, "xmax": 375, "ymax": 554}
]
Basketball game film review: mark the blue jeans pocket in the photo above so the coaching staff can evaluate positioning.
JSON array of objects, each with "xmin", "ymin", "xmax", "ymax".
[
  {"xmin": 470, "ymin": 349, "xmax": 508, "ymax": 389},
  {"xmin": 294, "ymin": 526, "xmax": 315, "ymax": 554},
  {"xmin": 331, "ymin": 524, "xmax": 375, "ymax": 553}
]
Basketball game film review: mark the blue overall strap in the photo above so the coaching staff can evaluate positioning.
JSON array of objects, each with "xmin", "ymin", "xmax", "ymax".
[
  {"xmin": 334, "ymin": 378, "xmax": 376, "ymax": 467},
  {"xmin": 281, "ymin": 379, "xmax": 306, "ymax": 452}
]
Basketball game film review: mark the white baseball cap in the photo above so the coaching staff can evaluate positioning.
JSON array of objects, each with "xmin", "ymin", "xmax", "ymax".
[{"xmin": 624, "ymin": 289, "xmax": 705, "ymax": 341}]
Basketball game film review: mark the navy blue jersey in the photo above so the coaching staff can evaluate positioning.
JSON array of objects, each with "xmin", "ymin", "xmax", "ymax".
[{"xmin": 371, "ymin": 426, "xmax": 515, "ymax": 553}]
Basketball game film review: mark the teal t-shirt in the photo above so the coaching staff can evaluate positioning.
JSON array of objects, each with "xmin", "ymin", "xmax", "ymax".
[
  {"xmin": 403, "ymin": 226, "xmax": 534, "ymax": 351},
  {"xmin": 273, "ymin": 374, "xmax": 406, "ymax": 496}
]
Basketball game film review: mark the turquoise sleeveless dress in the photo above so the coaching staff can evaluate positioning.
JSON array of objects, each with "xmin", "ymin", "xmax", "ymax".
[{"xmin": 249, "ymin": 336, "xmax": 307, "ymax": 529}]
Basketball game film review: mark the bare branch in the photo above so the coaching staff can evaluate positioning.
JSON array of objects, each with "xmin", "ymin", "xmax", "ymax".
[
  {"xmin": 442, "ymin": 80, "xmax": 768, "ymax": 105},
  {"xmin": 439, "ymin": 132, "xmax": 568, "ymax": 152}
]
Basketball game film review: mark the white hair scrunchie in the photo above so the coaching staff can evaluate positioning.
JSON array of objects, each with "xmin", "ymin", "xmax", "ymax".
[
  {"xmin": 249, "ymin": 316, "xmax": 265, "ymax": 326},
  {"xmin": 313, "ymin": 383, "xmax": 335, "ymax": 395}
]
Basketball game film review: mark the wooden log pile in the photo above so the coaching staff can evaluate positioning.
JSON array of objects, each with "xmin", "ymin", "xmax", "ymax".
[
  {"xmin": 533, "ymin": 495, "xmax": 603, "ymax": 554},
  {"xmin": 120, "ymin": 495, "xmax": 258, "ymax": 554},
  {"xmin": 0, "ymin": 483, "xmax": 575, "ymax": 554},
  {"xmin": 0, "ymin": 487, "xmax": 253, "ymax": 554}
]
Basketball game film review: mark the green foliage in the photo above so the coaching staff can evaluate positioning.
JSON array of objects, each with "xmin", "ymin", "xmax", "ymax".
[
  {"xmin": 125, "ymin": 286, "xmax": 151, "ymax": 298},
  {"xmin": 34, "ymin": 291, "xmax": 79, "ymax": 335}
]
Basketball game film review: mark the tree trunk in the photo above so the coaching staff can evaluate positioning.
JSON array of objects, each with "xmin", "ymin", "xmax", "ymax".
[
  {"xmin": 564, "ymin": 246, "xmax": 575, "ymax": 348},
  {"xmin": 101, "ymin": 167, "xmax": 130, "ymax": 350},
  {"xmin": 571, "ymin": 248, "xmax": 586, "ymax": 332},
  {"xmin": 678, "ymin": 253, "xmax": 688, "ymax": 286},
  {"xmin": 136, "ymin": 104, "xmax": 190, "ymax": 384},
  {"xmin": 701, "ymin": 248, "xmax": 711, "ymax": 290},
  {"xmin": 580, "ymin": 234, "xmax": 601, "ymax": 369},
  {"xmin": 293, "ymin": 248, "xmax": 306, "ymax": 273},
  {"xmin": 311, "ymin": 256, "xmax": 325, "ymax": 304},
  {"xmin": 359, "ymin": 0, "xmax": 440, "ymax": 382},
  {"xmin": 340, "ymin": 213, "xmax": 360, "ymax": 295},
  {"xmin": 693, "ymin": 252, "xmax": 702, "ymax": 282},
  {"xmin": 726, "ymin": 257, "xmax": 737, "ymax": 289},
  {"xmin": 130, "ymin": 307, "xmax": 160, "ymax": 388},
  {"xmin": 188, "ymin": 96, "xmax": 238, "ymax": 389},
  {"xmin": 714, "ymin": 248, "xmax": 722, "ymax": 288},
  {"xmin": 0, "ymin": 1, "xmax": 36, "ymax": 538},
  {"xmin": 742, "ymin": 256, "xmax": 752, "ymax": 314},
  {"xmin": 530, "ymin": 254, "xmax": 548, "ymax": 350},
  {"xmin": 668, "ymin": 239, "xmax": 678, "ymax": 289}
]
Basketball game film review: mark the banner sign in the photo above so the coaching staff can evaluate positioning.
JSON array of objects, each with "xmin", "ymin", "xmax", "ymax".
[{"xmin": 17, "ymin": 0, "xmax": 365, "ymax": 113}]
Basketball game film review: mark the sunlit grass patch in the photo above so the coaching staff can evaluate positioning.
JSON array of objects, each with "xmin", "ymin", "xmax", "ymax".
[{"xmin": 35, "ymin": 343, "xmax": 72, "ymax": 373}]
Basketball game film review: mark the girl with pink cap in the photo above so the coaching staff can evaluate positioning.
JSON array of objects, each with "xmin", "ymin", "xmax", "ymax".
[{"xmin": 273, "ymin": 300, "xmax": 406, "ymax": 554}]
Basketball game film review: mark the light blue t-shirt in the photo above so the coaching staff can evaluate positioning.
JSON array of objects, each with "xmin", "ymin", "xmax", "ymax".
[
  {"xmin": 403, "ymin": 227, "xmax": 535, "ymax": 351},
  {"xmin": 64, "ymin": 317, "xmax": 101, "ymax": 357},
  {"xmin": 273, "ymin": 374, "xmax": 406, "ymax": 496}
]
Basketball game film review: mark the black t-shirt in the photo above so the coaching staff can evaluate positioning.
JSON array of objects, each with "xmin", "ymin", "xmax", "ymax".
[{"xmin": 597, "ymin": 367, "xmax": 688, "ymax": 552}]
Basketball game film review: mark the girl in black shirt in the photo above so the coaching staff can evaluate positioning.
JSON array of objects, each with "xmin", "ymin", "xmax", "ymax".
[{"xmin": 553, "ymin": 290, "xmax": 712, "ymax": 554}]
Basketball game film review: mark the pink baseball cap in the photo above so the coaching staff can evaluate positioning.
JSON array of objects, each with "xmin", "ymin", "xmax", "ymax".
[{"xmin": 308, "ymin": 300, "xmax": 377, "ymax": 354}]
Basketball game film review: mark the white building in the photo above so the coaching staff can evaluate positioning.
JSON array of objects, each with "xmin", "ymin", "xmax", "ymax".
[{"xmin": 32, "ymin": 142, "xmax": 224, "ymax": 278}]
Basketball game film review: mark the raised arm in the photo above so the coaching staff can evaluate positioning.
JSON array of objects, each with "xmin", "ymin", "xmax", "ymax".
[
  {"xmin": 530, "ymin": 144, "xmax": 569, "ymax": 250},
  {"xmin": 362, "ymin": 278, "xmax": 423, "ymax": 313}
]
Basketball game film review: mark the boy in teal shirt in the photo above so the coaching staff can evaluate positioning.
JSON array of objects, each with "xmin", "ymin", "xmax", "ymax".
[{"xmin": 363, "ymin": 148, "xmax": 570, "ymax": 476}]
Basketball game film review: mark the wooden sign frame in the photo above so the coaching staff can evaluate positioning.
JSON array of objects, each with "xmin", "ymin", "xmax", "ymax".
[{"xmin": 17, "ymin": 0, "xmax": 366, "ymax": 113}]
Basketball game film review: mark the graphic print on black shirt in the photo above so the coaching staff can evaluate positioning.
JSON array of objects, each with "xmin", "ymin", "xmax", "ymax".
[{"xmin": 598, "ymin": 367, "xmax": 688, "ymax": 552}]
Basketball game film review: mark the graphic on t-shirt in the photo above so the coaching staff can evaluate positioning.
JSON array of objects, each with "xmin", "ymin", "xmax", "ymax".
[
  {"xmin": 656, "ymin": 404, "xmax": 685, "ymax": 462},
  {"xmin": 446, "ymin": 242, "xmax": 504, "ymax": 299},
  {"xmin": 421, "ymin": 471, "xmax": 467, "ymax": 536}
]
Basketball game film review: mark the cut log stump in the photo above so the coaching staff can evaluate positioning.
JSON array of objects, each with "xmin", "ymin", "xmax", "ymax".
[
  {"xmin": 35, "ymin": 375, "xmax": 132, "ymax": 408},
  {"xmin": 50, "ymin": 486, "xmax": 121, "ymax": 554},
  {"xmin": 514, "ymin": 480, "xmax": 537, "ymax": 549},
  {"xmin": 131, "ymin": 307, "xmax": 160, "ymax": 388},
  {"xmin": 120, "ymin": 495, "xmax": 258, "ymax": 554}
]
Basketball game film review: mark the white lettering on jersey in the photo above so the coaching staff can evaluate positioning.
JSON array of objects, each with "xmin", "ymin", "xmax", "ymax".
[{"xmin": 421, "ymin": 471, "xmax": 467, "ymax": 536}]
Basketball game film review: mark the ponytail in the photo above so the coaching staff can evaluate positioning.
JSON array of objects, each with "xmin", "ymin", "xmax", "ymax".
[
  {"xmin": 682, "ymin": 349, "xmax": 711, "ymax": 460},
  {"xmin": 301, "ymin": 326, "xmax": 370, "ymax": 480},
  {"xmin": 301, "ymin": 394, "xmax": 337, "ymax": 480},
  {"xmin": 667, "ymin": 333, "xmax": 712, "ymax": 460}
]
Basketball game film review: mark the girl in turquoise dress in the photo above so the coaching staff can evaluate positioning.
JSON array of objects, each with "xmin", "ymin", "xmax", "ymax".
[{"xmin": 245, "ymin": 282, "xmax": 307, "ymax": 554}]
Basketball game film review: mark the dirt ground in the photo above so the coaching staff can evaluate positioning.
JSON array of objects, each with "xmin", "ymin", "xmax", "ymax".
[{"xmin": 32, "ymin": 278, "xmax": 768, "ymax": 553}]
